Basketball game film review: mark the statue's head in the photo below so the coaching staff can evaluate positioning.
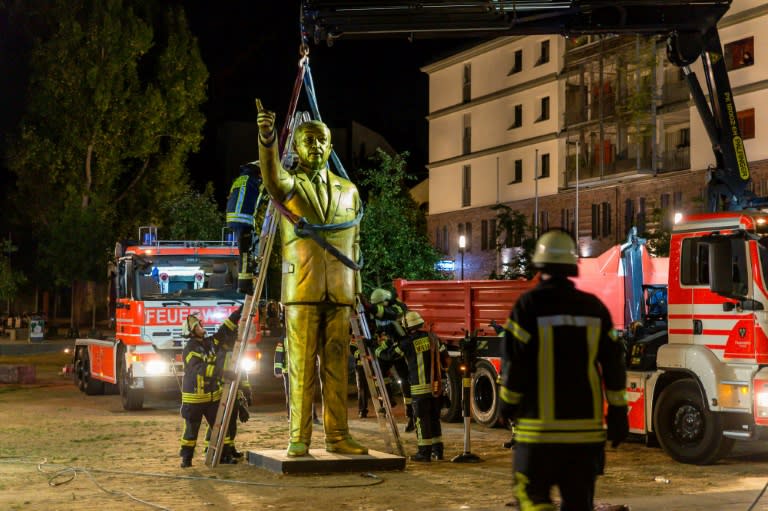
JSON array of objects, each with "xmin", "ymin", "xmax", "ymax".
[{"xmin": 293, "ymin": 120, "xmax": 332, "ymax": 171}]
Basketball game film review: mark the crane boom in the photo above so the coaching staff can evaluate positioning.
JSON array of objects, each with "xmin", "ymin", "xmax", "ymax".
[{"xmin": 301, "ymin": 0, "xmax": 763, "ymax": 211}]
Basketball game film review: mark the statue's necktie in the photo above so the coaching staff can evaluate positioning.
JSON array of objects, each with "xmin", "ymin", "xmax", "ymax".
[{"xmin": 313, "ymin": 173, "xmax": 328, "ymax": 214}]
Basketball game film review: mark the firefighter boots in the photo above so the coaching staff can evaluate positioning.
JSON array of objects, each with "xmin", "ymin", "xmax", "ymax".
[
  {"xmin": 411, "ymin": 445, "xmax": 432, "ymax": 462},
  {"xmin": 180, "ymin": 447, "xmax": 193, "ymax": 468},
  {"xmin": 431, "ymin": 442, "xmax": 444, "ymax": 461}
]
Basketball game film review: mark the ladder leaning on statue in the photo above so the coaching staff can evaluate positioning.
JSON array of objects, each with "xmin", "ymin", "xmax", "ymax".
[
  {"xmin": 350, "ymin": 304, "xmax": 406, "ymax": 457},
  {"xmin": 206, "ymin": 46, "xmax": 402, "ymax": 466}
]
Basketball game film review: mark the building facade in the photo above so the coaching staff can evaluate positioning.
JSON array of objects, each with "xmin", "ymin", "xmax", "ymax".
[{"xmin": 423, "ymin": 0, "xmax": 768, "ymax": 280}]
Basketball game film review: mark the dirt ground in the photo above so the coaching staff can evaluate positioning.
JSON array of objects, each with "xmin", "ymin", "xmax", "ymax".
[{"xmin": 2, "ymin": 349, "xmax": 768, "ymax": 511}]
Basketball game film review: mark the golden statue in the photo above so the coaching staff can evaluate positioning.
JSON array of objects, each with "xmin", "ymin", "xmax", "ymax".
[{"xmin": 256, "ymin": 99, "xmax": 367, "ymax": 457}]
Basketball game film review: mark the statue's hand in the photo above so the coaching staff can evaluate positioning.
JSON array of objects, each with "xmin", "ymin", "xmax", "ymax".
[{"xmin": 255, "ymin": 98, "xmax": 276, "ymax": 138}]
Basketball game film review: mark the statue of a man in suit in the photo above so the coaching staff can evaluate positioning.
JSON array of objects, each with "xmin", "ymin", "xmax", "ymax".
[{"xmin": 256, "ymin": 99, "xmax": 367, "ymax": 457}]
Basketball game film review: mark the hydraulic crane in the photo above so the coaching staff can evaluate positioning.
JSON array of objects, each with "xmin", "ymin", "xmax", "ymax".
[{"xmin": 301, "ymin": 0, "xmax": 758, "ymax": 212}]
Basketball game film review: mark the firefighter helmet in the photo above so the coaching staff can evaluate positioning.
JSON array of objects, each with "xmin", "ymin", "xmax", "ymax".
[
  {"xmin": 370, "ymin": 288, "xmax": 392, "ymax": 305},
  {"xmin": 531, "ymin": 230, "xmax": 578, "ymax": 276},
  {"xmin": 403, "ymin": 311, "xmax": 425, "ymax": 330},
  {"xmin": 181, "ymin": 313, "xmax": 203, "ymax": 337}
]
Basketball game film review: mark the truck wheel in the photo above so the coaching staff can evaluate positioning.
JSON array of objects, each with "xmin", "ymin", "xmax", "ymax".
[
  {"xmin": 81, "ymin": 349, "xmax": 105, "ymax": 396},
  {"xmin": 440, "ymin": 362, "xmax": 462, "ymax": 422},
  {"xmin": 73, "ymin": 347, "xmax": 86, "ymax": 392},
  {"xmin": 118, "ymin": 347, "xmax": 144, "ymax": 411},
  {"xmin": 471, "ymin": 359, "xmax": 502, "ymax": 427},
  {"xmin": 653, "ymin": 378, "xmax": 734, "ymax": 465}
]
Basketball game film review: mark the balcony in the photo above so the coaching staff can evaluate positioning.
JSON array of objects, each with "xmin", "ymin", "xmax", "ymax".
[
  {"xmin": 563, "ymin": 146, "xmax": 688, "ymax": 186},
  {"xmin": 662, "ymin": 81, "xmax": 689, "ymax": 104}
]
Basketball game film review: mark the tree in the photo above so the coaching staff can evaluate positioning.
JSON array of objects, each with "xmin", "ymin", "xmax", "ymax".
[
  {"xmin": 641, "ymin": 207, "xmax": 671, "ymax": 257},
  {"xmin": 490, "ymin": 204, "xmax": 536, "ymax": 279},
  {"xmin": 0, "ymin": 237, "xmax": 26, "ymax": 314},
  {"xmin": 157, "ymin": 182, "xmax": 224, "ymax": 241},
  {"xmin": 358, "ymin": 150, "xmax": 444, "ymax": 294},
  {"xmin": 5, "ymin": 0, "xmax": 208, "ymax": 326}
]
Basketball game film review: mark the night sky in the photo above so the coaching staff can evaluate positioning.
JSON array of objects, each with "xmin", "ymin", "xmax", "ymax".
[{"xmin": 183, "ymin": 3, "xmax": 480, "ymax": 194}]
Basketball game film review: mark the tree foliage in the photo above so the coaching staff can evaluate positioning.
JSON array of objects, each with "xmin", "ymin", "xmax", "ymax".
[
  {"xmin": 489, "ymin": 204, "xmax": 536, "ymax": 279},
  {"xmin": 157, "ymin": 182, "xmax": 224, "ymax": 241},
  {"xmin": 358, "ymin": 150, "xmax": 444, "ymax": 294},
  {"xmin": 6, "ymin": 0, "xmax": 208, "ymax": 285},
  {"xmin": 0, "ymin": 238, "xmax": 26, "ymax": 309}
]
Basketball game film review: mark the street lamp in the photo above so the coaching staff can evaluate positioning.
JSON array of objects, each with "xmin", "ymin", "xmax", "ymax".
[{"xmin": 458, "ymin": 235, "xmax": 466, "ymax": 280}]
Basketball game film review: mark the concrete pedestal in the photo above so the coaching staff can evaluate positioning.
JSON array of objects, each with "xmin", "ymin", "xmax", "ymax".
[{"xmin": 247, "ymin": 449, "xmax": 406, "ymax": 474}]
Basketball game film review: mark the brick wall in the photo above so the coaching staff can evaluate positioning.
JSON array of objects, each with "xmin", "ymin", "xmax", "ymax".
[{"xmin": 428, "ymin": 159, "xmax": 768, "ymax": 279}]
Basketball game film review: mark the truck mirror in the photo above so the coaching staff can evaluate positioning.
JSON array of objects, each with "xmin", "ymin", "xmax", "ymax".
[{"xmin": 707, "ymin": 237, "xmax": 748, "ymax": 299}]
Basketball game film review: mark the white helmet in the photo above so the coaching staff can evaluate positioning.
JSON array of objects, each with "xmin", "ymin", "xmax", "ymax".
[
  {"xmin": 181, "ymin": 313, "xmax": 202, "ymax": 337},
  {"xmin": 531, "ymin": 230, "xmax": 578, "ymax": 276},
  {"xmin": 402, "ymin": 311, "xmax": 425, "ymax": 330}
]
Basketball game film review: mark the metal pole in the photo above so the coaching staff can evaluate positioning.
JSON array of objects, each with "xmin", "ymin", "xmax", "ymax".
[
  {"xmin": 534, "ymin": 149, "xmax": 539, "ymax": 238},
  {"xmin": 576, "ymin": 141, "xmax": 580, "ymax": 244}
]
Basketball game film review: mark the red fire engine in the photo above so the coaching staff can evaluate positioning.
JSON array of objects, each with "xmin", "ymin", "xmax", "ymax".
[{"xmin": 72, "ymin": 226, "xmax": 261, "ymax": 410}]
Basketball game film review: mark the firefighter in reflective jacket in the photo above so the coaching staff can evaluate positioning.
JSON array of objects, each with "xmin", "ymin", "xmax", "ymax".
[
  {"xmin": 363, "ymin": 288, "xmax": 415, "ymax": 432},
  {"xmin": 378, "ymin": 310, "xmax": 449, "ymax": 462},
  {"xmin": 225, "ymin": 161, "xmax": 262, "ymax": 295},
  {"xmin": 178, "ymin": 308, "xmax": 241, "ymax": 468},
  {"xmin": 500, "ymin": 230, "xmax": 628, "ymax": 511}
]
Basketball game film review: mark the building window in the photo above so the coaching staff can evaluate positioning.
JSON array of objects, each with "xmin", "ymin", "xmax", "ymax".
[
  {"xmin": 591, "ymin": 204, "xmax": 600, "ymax": 239},
  {"xmin": 481, "ymin": 220, "xmax": 488, "ymax": 251},
  {"xmin": 540, "ymin": 211, "xmax": 549, "ymax": 233},
  {"xmin": 509, "ymin": 104, "xmax": 523, "ymax": 129},
  {"xmin": 661, "ymin": 193, "xmax": 672, "ymax": 230},
  {"xmin": 724, "ymin": 36, "xmax": 754, "ymax": 71},
  {"xmin": 462, "ymin": 165, "xmax": 471, "ymax": 207},
  {"xmin": 435, "ymin": 227, "xmax": 441, "ymax": 252},
  {"xmin": 536, "ymin": 40, "xmax": 550, "ymax": 66},
  {"xmin": 738, "ymin": 108, "xmax": 755, "ymax": 139},
  {"xmin": 509, "ymin": 49, "xmax": 523, "ymax": 75},
  {"xmin": 509, "ymin": 159, "xmax": 523, "ymax": 184},
  {"xmin": 465, "ymin": 222, "xmax": 472, "ymax": 252},
  {"xmin": 463, "ymin": 63, "xmax": 472, "ymax": 103},
  {"xmin": 463, "ymin": 114, "xmax": 471, "ymax": 154},
  {"xmin": 673, "ymin": 191, "xmax": 683, "ymax": 209},
  {"xmin": 442, "ymin": 225, "xmax": 448, "ymax": 253},
  {"xmin": 536, "ymin": 96, "xmax": 550, "ymax": 122},
  {"xmin": 624, "ymin": 199, "xmax": 634, "ymax": 235},
  {"xmin": 540, "ymin": 153, "xmax": 550, "ymax": 178},
  {"xmin": 601, "ymin": 202, "xmax": 612, "ymax": 237},
  {"xmin": 637, "ymin": 197, "xmax": 646, "ymax": 233},
  {"xmin": 489, "ymin": 218, "xmax": 496, "ymax": 250}
]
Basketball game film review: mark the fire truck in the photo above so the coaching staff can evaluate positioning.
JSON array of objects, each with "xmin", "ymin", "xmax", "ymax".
[
  {"xmin": 304, "ymin": 1, "xmax": 768, "ymax": 464},
  {"xmin": 72, "ymin": 226, "xmax": 262, "ymax": 410}
]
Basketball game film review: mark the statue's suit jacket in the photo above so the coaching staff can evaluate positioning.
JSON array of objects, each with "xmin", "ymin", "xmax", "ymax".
[{"xmin": 259, "ymin": 140, "xmax": 361, "ymax": 306}]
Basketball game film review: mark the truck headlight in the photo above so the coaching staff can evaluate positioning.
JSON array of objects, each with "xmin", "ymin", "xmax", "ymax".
[
  {"xmin": 240, "ymin": 357, "xmax": 256, "ymax": 372},
  {"xmin": 755, "ymin": 380, "xmax": 768, "ymax": 422},
  {"xmin": 146, "ymin": 360, "xmax": 167, "ymax": 375}
]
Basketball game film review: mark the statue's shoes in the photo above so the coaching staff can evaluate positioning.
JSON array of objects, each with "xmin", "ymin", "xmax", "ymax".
[
  {"xmin": 326, "ymin": 437, "xmax": 368, "ymax": 455},
  {"xmin": 286, "ymin": 441, "xmax": 309, "ymax": 457}
]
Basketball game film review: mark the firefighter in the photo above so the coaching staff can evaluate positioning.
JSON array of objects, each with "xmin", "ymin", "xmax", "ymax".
[
  {"xmin": 178, "ymin": 308, "xmax": 241, "ymax": 468},
  {"xmin": 349, "ymin": 334, "xmax": 371, "ymax": 418},
  {"xmin": 362, "ymin": 288, "xmax": 415, "ymax": 432},
  {"xmin": 378, "ymin": 310, "xmax": 449, "ymax": 462},
  {"xmin": 225, "ymin": 161, "xmax": 262, "ymax": 295},
  {"xmin": 274, "ymin": 339, "xmax": 320, "ymax": 424},
  {"xmin": 499, "ymin": 230, "xmax": 628, "ymax": 511}
]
